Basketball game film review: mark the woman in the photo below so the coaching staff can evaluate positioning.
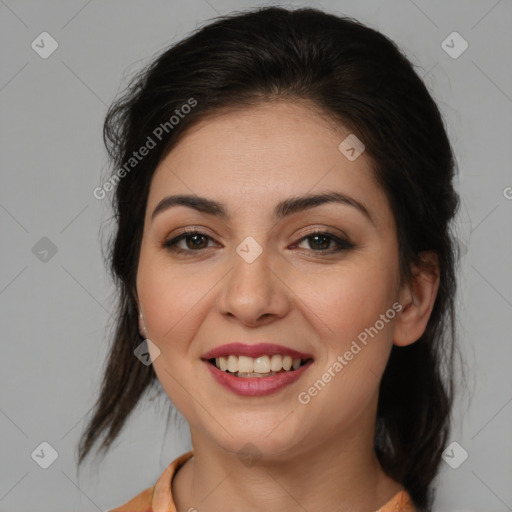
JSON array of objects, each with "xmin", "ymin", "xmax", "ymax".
[{"xmin": 78, "ymin": 6, "xmax": 460, "ymax": 512}]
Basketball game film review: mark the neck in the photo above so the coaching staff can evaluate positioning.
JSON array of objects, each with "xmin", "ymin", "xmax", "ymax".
[{"xmin": 172, "ymin": 401, "xmax": 403, "ymax": 512}]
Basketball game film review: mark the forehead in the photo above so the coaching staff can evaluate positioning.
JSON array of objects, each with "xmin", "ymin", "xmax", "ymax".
[
  {"xmin": 147, "ymin": 101, "xmax": 390, "ymax": 223},
  {"xmin": 156, "ymin": 100, "xmax": 351, "ymax": 175}
]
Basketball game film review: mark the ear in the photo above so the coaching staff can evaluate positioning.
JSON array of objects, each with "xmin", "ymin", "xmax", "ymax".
[
  {"xmin": 138, "ymin": 311, "xmax": 147, "ymax": 338},
  {"xmin": 131, "ymin": 286, "xmax": 146, "ymax": 338},
  {"xmin": 394, "ymin": 251, "xmax": 440, "ymax": 347}
]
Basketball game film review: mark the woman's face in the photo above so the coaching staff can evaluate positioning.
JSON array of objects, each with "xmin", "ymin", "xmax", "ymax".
[{"xmin": 136, "ymin": 101, "xmax": 403, "ymax": 458}]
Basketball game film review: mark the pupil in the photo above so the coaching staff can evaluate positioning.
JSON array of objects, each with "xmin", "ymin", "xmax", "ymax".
[
  {"xmin": 188, "ymin": 234, "xmax": 206, "ymax": 249},
  {"xmin": 311, "ymin": 235, "xmax": 329, "ymax": 250}
]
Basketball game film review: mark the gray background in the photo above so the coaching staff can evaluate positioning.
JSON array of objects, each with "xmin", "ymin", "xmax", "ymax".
[{"xmin": 1, "ymin": 0, "xmax": 511, "ymax": 511}]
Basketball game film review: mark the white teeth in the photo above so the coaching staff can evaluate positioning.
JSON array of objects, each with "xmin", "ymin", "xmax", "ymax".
[
  {"xmin": 212, "ymin": 354, "xmax": 308, "ymax": 374},
  {"xmin": 253, "ymin": 355, "xmax": 270, "ymax": 373},
  {"xmin": 270, "ymin": 354, "xmax": 283, "ymax": 371},
  {"xmin": 227, "ymin": 355, "xmax": 238, "ymax": 373},
  {"xmin": 238, "ymin": 355, "xmax": 254, "ymax": 373}
]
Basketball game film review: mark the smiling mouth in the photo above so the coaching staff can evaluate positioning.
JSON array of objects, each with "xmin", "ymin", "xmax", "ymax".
[{"xmin": 206, "ymin": 354, "xmax": 314, "ymax": 378}]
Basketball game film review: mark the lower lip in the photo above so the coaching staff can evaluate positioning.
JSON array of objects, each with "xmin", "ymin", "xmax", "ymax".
[{"xmin": 203, "ymin": 360, "xmax": 313, "ymax": 396}]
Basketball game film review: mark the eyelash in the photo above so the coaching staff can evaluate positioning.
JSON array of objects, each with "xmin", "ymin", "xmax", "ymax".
[{"xmin": 163, "ymin": 229, "xmax": 355, "ymax": 256}]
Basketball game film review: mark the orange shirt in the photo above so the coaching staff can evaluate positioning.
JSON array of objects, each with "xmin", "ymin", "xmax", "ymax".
[{"xmin": 108, "ymin": 451, "xmax": 416, "ymax": 512}]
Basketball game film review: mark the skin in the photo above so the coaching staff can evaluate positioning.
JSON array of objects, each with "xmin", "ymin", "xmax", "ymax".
[{"xmin": 135, "ymin": 100, "xmax": 440, "ymax": 512}]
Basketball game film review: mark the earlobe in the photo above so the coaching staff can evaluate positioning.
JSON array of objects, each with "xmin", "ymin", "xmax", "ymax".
[
  {"xmin": 394, "ymin": 252, "xmax": 440, "ymax": 347},
  {"xmin": 138, "ymin": 311, "xmax": 147, "ymax": 338},
  {"xmin": 133, "ymin": 287, "xmax": 147, "ymax": 338}
]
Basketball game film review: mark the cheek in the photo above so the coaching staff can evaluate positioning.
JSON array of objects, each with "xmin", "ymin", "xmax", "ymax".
[
  {"xmin": 292, "ymin": 258, "xmax": 398, "ymax": 424},
  {"xmin": 298, "ymin": 257, "xmax": 399, "ymax": 348},
  {"xmin": 294, "ymin": 256, "xmax": 398, "ymax": 411},
  {"xmin": 136, "ymin": 251, "xmax": 210, "ymax": 350},
  {"xmin": 136, "ymin": 252, "xmax": 211, "ymax": 418}
]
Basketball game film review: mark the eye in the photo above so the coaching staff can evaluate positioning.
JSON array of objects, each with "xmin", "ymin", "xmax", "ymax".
[
  {"xmin": 294, "ymin": 230, "xmax": 354, "ymax": 254},
  {"xmin": 163, "ymin": 230, "xmax": 216, "ymax": 254},
  {"xmin": 163, "ymin": 229, "xmax": 354, "ymax": 256}
]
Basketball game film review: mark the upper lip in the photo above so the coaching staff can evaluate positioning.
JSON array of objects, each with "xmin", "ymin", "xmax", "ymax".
[{"xmin": 201, "ymin": 342, "xmax": 313, "ymax": 360}]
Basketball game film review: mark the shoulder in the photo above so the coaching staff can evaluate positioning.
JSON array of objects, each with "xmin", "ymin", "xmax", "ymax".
[
  {"xmin": 107, "ymin": 485, "xmax": 154, "ymax": 512},
  {"xmin": 107, "ymin": 451, "xmax": 194, "ymax": 512},
  {"xmin": 377, "ymin": 489, "xmax": 416, "ymax": 511}
]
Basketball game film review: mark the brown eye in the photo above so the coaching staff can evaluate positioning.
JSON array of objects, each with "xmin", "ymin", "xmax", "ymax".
[
  {"xmin": 295, "ymin": 231, "xmax": 354, "ymax": 253},
  {"xmin": 163, "ymin": 229, "xmax": 354, "ymax": 256},
  {"xmin": 163, "ymin": 230, "xmax": 215, "ymax": 253}
]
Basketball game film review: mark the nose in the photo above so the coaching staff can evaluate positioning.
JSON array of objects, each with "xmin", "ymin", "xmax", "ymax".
[{"xmin": 216, "ymin": 243, "xmax": 291, "ymax": 327}]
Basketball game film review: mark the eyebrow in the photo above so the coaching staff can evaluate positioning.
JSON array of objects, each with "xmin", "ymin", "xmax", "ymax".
[{"xmin": 151, "ymin": 191, "xmax": 374, "ymax": 224}]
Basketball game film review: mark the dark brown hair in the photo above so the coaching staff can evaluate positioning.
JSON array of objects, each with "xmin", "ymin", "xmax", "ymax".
[{"xmin": 77, "ymin": 7, "xmax": 460, "ymax": 510}]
